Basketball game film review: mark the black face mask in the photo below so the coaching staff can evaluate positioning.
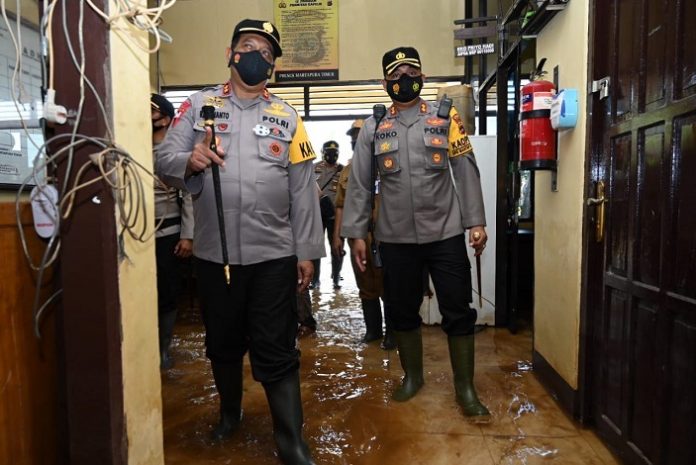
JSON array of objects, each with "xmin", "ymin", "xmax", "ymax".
[
  {"xmin": 229, "ymin": 50, "xmax": 274, "ymax": 86},
  {"xmin": 151, "ymin": 115, "xmax": 168, "ymax": 133},
  {"xmin": 324, "ymin": 150, "xmax": 338, "ymax": 164},
  {"xmin": 350, "ymin": 139, "xmax": 356, "ymax": 151},
  {"xmin": 386, "ymin": 75, "xmax": 423, "ymax": 103}
]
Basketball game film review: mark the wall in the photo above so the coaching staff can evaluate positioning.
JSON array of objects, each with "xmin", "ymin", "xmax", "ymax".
[
  {"xmin": 109, "ymin": 11, "xmax": 165, "ymax": 465},
  {"xmin": 0, "ymin": 203, "xmax": 63, "ymax": 465},
  {"xmin": 533, "ymin": 0, "xmax": 590, "ymax": 390},
  {"xmin": 157, "ymin": 0, "xmax": 466, "ymax": 87}
]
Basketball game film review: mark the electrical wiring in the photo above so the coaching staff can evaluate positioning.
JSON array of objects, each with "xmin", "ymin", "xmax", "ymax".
[
  {"xmin": 11, "ymin": 0, "xmax": 179, "ymax": 336},
  {"xmin": 85, "ymin": 0, "xmax": 178, "ymax": 54}
]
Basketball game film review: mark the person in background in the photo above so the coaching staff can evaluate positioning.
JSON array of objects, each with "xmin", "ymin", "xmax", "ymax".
[
  {"xmin": 333, "ymin": 119, "xmax": 395, "ymax": 350},
  {"xmin": 341, "ymin": 47, "xmax": 490, "ymax": 420},
  {"xmin": 151, "ymin": 93, "xmax": 193, "ymax": 370},
  {"xmin": 312, "ymin": 140, "xmax": 344, "ymax": 289},
  {"xmin": 156, "ymin": 19, "xmax": 323, "ymax": 465}
]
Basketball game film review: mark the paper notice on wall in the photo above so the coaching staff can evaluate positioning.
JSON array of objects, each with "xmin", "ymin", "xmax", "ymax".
[{"xmin": 273, "ymin": 0, "xmax": 339, "ymax": 83}]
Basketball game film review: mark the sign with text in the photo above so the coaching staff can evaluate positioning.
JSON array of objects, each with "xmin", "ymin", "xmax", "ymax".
[
  {"xmin": 455, "ymin": 43, "xmax": 495, "ymax": 57},
  {"xmin": 274, "ymin": 0, "xmax": 339, "ymax": 82}
]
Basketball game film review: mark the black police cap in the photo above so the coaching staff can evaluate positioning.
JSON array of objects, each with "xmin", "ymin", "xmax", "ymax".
[
  {"xmin": 322, "ymin": 140, "xmax": 339, "ymax": 152},
  {"xmin": 232, "ymin": 19, "xmax": 282, "ymax": 58},
  {"xmin": 150, "ymin": 93, "xmax": 175, "ymax": 119},
  {"xmin": 382, "ymin": 46, "xmax": 421, "ymax": 76}
]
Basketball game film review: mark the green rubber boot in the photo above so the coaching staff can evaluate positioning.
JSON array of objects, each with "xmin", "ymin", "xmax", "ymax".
[
  {"xmin": 448, "ymin": 334, "xmax": 490, "ymax": 419},
  {"xmin": 392, "ymin": 328, "xmax": 424, "ymax": 402}
]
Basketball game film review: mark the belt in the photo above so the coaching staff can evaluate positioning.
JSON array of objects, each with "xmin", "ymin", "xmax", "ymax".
[{"xmin": 156, "ymin": 217, "xmax": 181, "ymax": 229}]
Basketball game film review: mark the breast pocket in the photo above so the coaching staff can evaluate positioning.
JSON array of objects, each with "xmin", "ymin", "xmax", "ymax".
[
  {"xmin": 375, "ymin": 138, "xmax": 401, "ymax": 176},
  {"xmin": 256, "ymin": 125, "xmax": 291, "ymax": 168},
  {"xmin": 423, "ymin": 134, "xmax": 448, "ymax": 170},
  {"xmin": 193, "ymin": 119, "xmax": 233, "ymax": 149}
]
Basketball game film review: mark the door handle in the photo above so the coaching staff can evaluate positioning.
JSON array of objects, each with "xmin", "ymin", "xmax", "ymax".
[{"xmin": 586, "ymin": 181, "xmax": 606, "ymax": 242}]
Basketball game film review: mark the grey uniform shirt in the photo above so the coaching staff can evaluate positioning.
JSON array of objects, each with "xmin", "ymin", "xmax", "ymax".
[
  {"xmin": 341, "ymin": 99, "xmax": 485, "ymax": 243},
  {"xmin": 156, "ymin": 83, "xmax": 325, "ymax": 265},
  {"xmin": 154, "ymin": 141, "xmax": 194, "ymax": 239}
]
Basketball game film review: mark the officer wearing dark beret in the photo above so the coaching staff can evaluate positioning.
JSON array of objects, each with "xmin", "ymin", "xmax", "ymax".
[
  {"xmin": 157, "ymin": 18, "xmax": 321, "ymax": 465},
  {"xmin": 342, "ymin": 46, "xmax": 490, "ymax": 421},
  {"xmin": 313, "ymin": 140, "xmax": 345, "ymax": 289}
]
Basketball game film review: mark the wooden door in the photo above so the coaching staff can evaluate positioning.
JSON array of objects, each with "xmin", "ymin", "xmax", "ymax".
[{"xmin": 584, "ymin": 0, "xmax": 696, "ymax": 464}]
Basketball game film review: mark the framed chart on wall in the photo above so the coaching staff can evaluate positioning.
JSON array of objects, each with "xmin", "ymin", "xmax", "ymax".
[{"xmin": 0, "ymin": 10, "xmax": 45, "ymax": 189}]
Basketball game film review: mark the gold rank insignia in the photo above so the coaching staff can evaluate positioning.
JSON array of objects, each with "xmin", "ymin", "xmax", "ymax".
[
  {"xmin": 263, "ymin": 22, "xmax": 274, "ymax": 33},
  {"xmin": 205, "ymin": 96, "xmax": 224, "ymax": 108},
  {"xmin": 264, "ymin": 102, "xmax": 290, "ymax": 117},
  {"xmin": 420, "ymin": 102, "xmax": 427, "ymax": 113},
  {"xmin": 426, "ymin": 117, "xmax": 446, "ymax": 126},
  {"xmin": 384, "ymin": 157, "xmax": 394, "ymax": 169},
  {"xmin": 380, "ymin": 142, "xmax": 391, "ymax": 152},
  {"xmin": 432, "ymin": 153, "xmax": 442, "ymax": 163},
  {"xmin": 396, "ymin": 51, "xmax": 406, "ymax": 59}
]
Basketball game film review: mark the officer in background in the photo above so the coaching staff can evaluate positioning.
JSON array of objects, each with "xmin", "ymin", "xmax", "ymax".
[
  {"xmin": 152, "ymin": 93, "xmax": 193, "ymax": 370},
  {"xmin": 341, "ymin": 47, "xmax": 490, "ymax": 420},
  {"xmin": 157, "ymin": 19, "xmax": 323, "ymax": 465},
  {"xmin": 332, "ymin": 119, "xmax": 395, "ymax": 350},
  {"xmin": 312, "ymin": 140, "xmax": 344, "ymax": 289}
]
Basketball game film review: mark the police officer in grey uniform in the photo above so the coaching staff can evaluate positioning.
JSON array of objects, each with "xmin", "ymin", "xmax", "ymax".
[
  {"xmin": 157, "ymin": 19, "xmax": 323, "ymax": 465},
  {"xmin": 342, "ymin": 46, "xmax": 490, "ymax": 420},
  {"xmin": 151, "ymin": 93, "xmax": 193, "ymax": 370},
  {"xmin": 313, "ymin": 140, "xmax": 344, "ymax": 289}
]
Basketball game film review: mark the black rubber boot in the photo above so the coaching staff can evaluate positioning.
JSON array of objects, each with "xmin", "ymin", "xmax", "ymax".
[
  {"xmin": 310, "ymin": 259, "xmax": 320, "ymax": 289},
  {"xmin": 392, "ymin": 328, "xmax": 424, "ymax": 402},
  {"xmin": 263, "ymin": 371, "xmax": 316, "ymax": 465},
  {"xmin": 380, "ymin": 310, "xmax": 396, "ymax": 350},
  {"xmin": 159, "ymin": 310, "xmax": 178, "ymax": 370},
  {"xmin": 360, "ymin": 299, "xmax": 383, "ymax": 343},
  {"xmin": 380, "ymin": 330, "xmax": 396, "ymax": 350},
  {"xmin": 448, "ymin": 334, "xmax": 490, "ymax": 419},
  {"xmin": 210, "ymin": 360, "xmax": 244, "ymax": 441}
]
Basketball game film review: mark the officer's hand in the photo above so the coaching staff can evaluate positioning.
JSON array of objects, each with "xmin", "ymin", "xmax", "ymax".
[
  {"xmin": 350, "ymin": 238, "xmax": 368, "ymax": 272},
  {"xmin": 297, "ymin": 260, "xmax": 314, "ymax": 293},
  {"xmin": 469, "ymin": 226, "xmax": 487, "ymax": 256},
  {"xmin": 174, "ymin": 239, "xmax": 193, "ymax": 258},
  {"xmin": 187, "ymin": 127, "xmax": 225, "ymax": 174},
  {"xmin": 331, "ymin": 236, "xmax": 345, "ymax": 258}
]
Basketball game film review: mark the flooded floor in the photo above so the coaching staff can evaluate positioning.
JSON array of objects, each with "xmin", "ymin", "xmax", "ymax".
[{"xmin": 162, "ymin": 266, "xmax": 622, "ymax": 465}]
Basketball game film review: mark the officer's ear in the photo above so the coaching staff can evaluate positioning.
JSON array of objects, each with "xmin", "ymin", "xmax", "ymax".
[
  {"xmin": 225, "ymin": 47, "xmax": 232, "ymax": 67},
  {"xmin": 381, "ymin": 79, "xmax": 387, "ymax": 92}
]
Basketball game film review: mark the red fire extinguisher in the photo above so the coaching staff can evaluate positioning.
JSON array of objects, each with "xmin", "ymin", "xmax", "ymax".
[{"xmin": 519, "ymin": 59, "xmax": 556, "ymax": 170}]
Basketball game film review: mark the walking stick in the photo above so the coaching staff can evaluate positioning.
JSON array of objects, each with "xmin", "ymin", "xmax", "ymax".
[
  {"xmin": 473, "ymin": 231, "xmax": 483, "ymax": 308},
  {"xmin": 202, "ymin": 105, "xmax": 230, "ymax": 285}
]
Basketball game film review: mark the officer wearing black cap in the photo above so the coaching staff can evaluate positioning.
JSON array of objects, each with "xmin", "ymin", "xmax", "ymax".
[
  {"xmin": 312, "ymin": 140, "xmax": 344, "ymax": 289},
  {"xmin": 156, "ymin": 19, "xmax": 322, "ymax": 465},
  {"xmin": 342, "ymin": 46, "xmax": 490, "ymax": 421},
  {"xmin": 151, "ymin": 93, "xmax": 193, "ymax": 370}
]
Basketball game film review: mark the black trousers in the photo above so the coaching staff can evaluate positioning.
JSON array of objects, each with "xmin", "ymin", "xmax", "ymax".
[
  {"xmin": 195, "ymin": 256, "xmax": 300, "ymax": 384},
  {"xmin": 155, "ymin": 233, "xmax": 184, "ymax": 346},
  {"xmin": 313, "ymin": 216, "xmax": 344, "ymax": 283},
  {"xmin": 380, "ymin": 234, "xmax": 477, "ymax": 335}
]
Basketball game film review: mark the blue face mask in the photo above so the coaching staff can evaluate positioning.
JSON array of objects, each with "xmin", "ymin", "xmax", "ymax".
[{"xmin": 229, "ymin": 50, "xmax": 274, "ymax": 86}]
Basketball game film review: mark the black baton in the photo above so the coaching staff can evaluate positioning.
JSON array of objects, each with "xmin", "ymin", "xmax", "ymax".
[{"xmin": 202, "ymin": 105, "xmax": 231, "ymax": 285}]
